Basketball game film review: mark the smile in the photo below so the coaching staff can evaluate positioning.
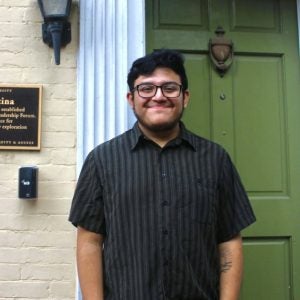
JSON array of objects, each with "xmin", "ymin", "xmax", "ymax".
[{"xmin": 145, "ymin": 103, "xmax": 174, "ymax": 108}]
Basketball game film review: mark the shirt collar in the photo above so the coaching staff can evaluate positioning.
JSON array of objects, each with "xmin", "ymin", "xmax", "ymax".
[
  {"xmin": 178, "ymin": 122, "xmax": 197, "ymax": 151},
  {"xmin": 129, "ymin": 122, "xmax": 196, "ymax": 151},
  {"xmin": 129, "ymin": 122, "xmax": 144, "ymax": 150}
]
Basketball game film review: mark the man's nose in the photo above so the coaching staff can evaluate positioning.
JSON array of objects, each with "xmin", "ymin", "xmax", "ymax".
[{"xmin": 152, "ymin": 87, "xmax": 166, "ymax": 99}]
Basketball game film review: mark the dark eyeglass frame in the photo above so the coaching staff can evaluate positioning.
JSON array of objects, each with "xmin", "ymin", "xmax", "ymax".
[{"xmin": 132, "ymin": 82, "xmax": 183, "ymax": 98}]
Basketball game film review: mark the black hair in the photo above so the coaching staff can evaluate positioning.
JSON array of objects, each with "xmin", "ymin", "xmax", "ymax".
[{"xmin": 127, "ymin": 49, "xmax": 188, "ymax": 92}]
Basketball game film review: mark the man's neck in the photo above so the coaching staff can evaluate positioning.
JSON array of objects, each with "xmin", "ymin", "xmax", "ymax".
[{"xmin": 138, "ymin": 123, "xmax": 180, "ymax": 148}]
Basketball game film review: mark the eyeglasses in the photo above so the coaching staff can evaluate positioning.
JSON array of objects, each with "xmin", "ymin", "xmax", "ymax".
[{"xmin": 132, "ymin": 82, "xmax": 182, "ymax": 98}]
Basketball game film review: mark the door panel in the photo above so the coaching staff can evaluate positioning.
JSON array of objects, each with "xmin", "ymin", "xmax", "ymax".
[
  {"xmin": 146, "ymin": 0, "xmax": 300, "ymax": 299},
  {"xmin": 157, "ymin": 0, "xmax": 209, "ymax": 28},
  {"xmin": 234, "ymin": 55, "xmax": 287, "ymax": 195},
  {"xmin": 242, "ymin": 237, "xmax": 292, "ymax": 300},
  {"xmin": 231, "ymin": 0, "xmax": 281, "ymax": 32}
]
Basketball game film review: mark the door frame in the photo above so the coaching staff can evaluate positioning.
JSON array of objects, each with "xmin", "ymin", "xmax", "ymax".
[{"xmin": 75, "ymin": 0, "xmax": 300, "ymax": 298}]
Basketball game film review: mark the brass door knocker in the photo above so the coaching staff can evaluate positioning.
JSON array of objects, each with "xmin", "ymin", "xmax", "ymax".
[{"xmin": 209, "ymin": 26, "xmax": 234, "ymax": 77}]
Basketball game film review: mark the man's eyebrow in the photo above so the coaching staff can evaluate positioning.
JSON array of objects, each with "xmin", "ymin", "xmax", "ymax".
[{"xmin": 137, "ymin": 81, "xmax": 179, "ymax": 85}]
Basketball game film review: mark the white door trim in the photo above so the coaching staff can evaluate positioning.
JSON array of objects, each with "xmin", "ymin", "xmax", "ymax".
[
  {"xmin": 76, "ymin": 0, "xmax": 145, "ymax": 298},
  {"xmin": 297, "ymin": 0, "xmax": 300, "ymax": 53},
  {"xmin": 76, "ymin": 0, "xmax": 144, "ymax": 172}
]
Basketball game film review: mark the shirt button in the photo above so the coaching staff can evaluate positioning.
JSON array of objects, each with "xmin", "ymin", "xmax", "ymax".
[
  {"xmin": 161, "ymin": 173, "xmax": 167, "ymax": 178},
  {"xmin": 162, "ymin": 229, "xmax": 168, "ymax": 235}
]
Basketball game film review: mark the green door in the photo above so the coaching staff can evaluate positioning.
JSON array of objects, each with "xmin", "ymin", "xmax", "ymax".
[{"xmin": 146, "ymin": 0, "xmax": 300, "ymax": 299}]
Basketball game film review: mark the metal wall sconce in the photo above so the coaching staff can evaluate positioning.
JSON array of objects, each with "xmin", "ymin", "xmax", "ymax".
[{"xmin": 38, "ymin": 0, "xmax": 72, "ymax": 65}]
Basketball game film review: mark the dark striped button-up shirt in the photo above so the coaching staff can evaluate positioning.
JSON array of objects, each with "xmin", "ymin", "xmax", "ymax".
[{"xmin": 69, "ymin": 122, "xmax": 256, "ymax": 300}]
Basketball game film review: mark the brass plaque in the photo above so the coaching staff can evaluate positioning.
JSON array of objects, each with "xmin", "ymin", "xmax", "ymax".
[{"xmin": 0, "ymin": 85, "xmax": 42, "ymax": 150}]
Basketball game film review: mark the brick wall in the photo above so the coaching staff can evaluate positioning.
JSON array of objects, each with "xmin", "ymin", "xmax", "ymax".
[{"xmin": 0, "ymin": 1, "xmax": 78, "ymax": 299}]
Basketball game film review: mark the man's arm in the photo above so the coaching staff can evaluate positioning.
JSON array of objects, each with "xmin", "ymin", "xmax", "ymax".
[
  {"xmin": 219, "ymin": 234, "xmax": 243, "ymax": 300},
  {"xmin": 77, "ymin": 226, "xmax": 104, "ymax": 300}
]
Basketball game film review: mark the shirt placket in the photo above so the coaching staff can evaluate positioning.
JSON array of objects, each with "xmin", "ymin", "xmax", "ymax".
[{"xmin": 157, "ymin": 148, "xmax": 172, "ymax": 299}]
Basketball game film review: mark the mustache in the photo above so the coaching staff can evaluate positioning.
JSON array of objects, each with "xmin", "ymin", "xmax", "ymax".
[{"xmin": 144, "ymin": 102, "xmax": 174, "ymax": 108}]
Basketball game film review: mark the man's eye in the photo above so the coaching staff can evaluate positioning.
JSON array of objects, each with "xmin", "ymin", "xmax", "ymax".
[
  {"xmin": 163, "ymin": 85, "xmax": 177, "ymax": 92},
  {"xmin": 140, "ymin": 86, "xmax": 154, "ymax": 93}
]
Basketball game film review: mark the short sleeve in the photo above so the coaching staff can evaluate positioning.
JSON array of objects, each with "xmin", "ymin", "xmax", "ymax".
[
  {"xmin": 217, "ymin": 152, "xmax": 256, "ymax": 243},
  {"xmin": 68, "ymin": 151, "xmax": 106, "ymax": 234}
]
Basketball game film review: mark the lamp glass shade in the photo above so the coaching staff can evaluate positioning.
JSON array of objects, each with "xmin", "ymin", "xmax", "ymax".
[{"xmin": 38, "ymin": 0, "xmax": 72, "ymax": 20}]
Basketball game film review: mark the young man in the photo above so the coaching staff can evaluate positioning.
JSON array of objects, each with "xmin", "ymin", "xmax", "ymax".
[{"xmin": 69, "ymin": 49, "xmax": 256, "ymax": 300}]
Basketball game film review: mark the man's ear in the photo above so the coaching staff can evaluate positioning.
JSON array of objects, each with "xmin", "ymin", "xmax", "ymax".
[
  {"xmin": 127, "ymin": 92, "xmax": 134, "ymax": 109},
  {"xmin": 183, "ymin": 90, "xmax": 190, "ymax": 108}
]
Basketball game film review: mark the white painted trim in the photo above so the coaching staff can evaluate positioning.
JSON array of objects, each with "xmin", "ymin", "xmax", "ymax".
[
  {"xmin": 77, "ymin": 0, "xmax": 145, "ymax": 173},
  {"xmin": 297, "ymin": 0, "xmax": 300, "ymax": 53},
  {"xmin": 76, "ymin": 0, "xmax": 145, "ymax": 298}
]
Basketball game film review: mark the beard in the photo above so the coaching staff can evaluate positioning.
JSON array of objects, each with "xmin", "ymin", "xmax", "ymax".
[{"xmin": 133, "ymin": 106, "xmax": 185, "ymax": 133}]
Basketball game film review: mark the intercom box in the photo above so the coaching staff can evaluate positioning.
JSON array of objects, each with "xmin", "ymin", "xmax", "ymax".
[{"xmin": 18, "ymin": 166, "xmax": 38, "ymax": 199}]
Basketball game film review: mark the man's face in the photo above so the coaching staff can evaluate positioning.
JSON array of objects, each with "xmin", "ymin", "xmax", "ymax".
[{"xmin": 127, "ymin": 67, "xmax": 190, "ymax": 133}]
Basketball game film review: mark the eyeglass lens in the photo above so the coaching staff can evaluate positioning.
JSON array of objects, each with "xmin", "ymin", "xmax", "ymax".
[{"xmin": 137, "ymin": 83, "xmax": 181, "ymax": 98}]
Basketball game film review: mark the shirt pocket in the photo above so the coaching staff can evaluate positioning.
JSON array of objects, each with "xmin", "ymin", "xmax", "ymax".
[{"xmin": 176, "ymin": 178, "xmax": 216, "ymax": 225}]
